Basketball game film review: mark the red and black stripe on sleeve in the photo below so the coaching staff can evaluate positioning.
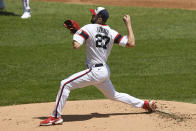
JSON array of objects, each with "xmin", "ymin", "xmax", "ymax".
[
  {"xmin": 79, "ymin": 30, "xmax": 89, "ymax": 40},
  {"xmin": 114, "ymin": 34, "xmax": 123, "ymax": 44}
]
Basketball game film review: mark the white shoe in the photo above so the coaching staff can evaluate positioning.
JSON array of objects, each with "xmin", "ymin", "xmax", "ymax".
[{"xmin": 21, "ymin": 12, "xmax": 31, "ymax": 19}]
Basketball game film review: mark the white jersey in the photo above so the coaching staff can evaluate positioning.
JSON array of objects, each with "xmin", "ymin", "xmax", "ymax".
[{"xmin": 73, "ymin": 24, "xmax": 128, "ymax": 67}]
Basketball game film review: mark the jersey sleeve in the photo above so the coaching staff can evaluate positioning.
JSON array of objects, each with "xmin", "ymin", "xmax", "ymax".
[
  {"xmin": 112, "ymin": 29, "xmax": 128, "ymax": 47},
  {"xmin": 118, "ymin": 35, "xmax": 128, "ymax": 47},
  {"xmin": 73, "ymin": 25, "xmax": 89, "ymax": 45}
]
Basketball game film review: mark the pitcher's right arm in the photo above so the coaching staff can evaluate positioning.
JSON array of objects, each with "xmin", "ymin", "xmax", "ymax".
[{"xmin": 123, "ymin": 15, "xmax": 135, "ymax": 48}]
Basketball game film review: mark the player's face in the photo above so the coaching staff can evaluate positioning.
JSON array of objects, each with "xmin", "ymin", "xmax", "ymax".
[{"xmin": 91, "ymin": 15, "xmax": 98, "ymax": 24}]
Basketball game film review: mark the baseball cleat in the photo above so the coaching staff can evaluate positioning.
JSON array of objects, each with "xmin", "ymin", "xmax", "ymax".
[
  {"xmin": 143, "ymin": 100, "xmax": 157, "ymax": 112},
  {"xmin": 21, "ymin": 12, "xmax": 31, "ymax": 19},
  {"xmin": 40, "ymin": 116, "xmax": 63, "ymax": 126}
]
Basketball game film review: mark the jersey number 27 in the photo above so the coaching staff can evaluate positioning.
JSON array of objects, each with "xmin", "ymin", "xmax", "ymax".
[{"xmin": 95, "ymin": 34, "xmax": 110, "ymax": 49}]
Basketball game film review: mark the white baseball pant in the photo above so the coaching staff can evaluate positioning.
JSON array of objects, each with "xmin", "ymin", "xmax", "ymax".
[
  {"xmin": 52, "ymin": 64, "xmax": 144, "ymax": 118},
  {"xmin": 22, "ymin": 0, "xmax": 30, "ymax": 12}
]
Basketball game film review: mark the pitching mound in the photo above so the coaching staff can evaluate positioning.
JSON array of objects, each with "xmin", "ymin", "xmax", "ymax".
[{"xmin": 0, "ymin": 100, "xmax": 196, "ymax": 131}]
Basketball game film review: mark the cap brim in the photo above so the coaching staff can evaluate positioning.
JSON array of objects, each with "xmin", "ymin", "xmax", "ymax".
[{"xmin": 89, "ymin": 9, "xmax": 96, "ymax": 15}]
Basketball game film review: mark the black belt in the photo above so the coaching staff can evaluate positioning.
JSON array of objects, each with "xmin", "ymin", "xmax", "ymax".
[{"xmin": 95, "ymin": 63, "xmax": 103, "ymax": 67}]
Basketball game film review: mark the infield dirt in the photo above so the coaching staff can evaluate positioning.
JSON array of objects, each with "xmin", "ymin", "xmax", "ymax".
[{"xmin": 0, "ymin": 100, "xmax": 196, "ymax": 131}]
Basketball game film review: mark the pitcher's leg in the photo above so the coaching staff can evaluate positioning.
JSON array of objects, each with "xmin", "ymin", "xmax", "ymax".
[
  {"xmin": 96, "ymin": 80, "xmax": 144, "ymax": 108},
  {"xmin": 51, "ymin": 84, "xmax": 70, "ymax": 118},
  {"xmin": 51, "ymin": 68, "xmax": 93, "ymax": 118}
]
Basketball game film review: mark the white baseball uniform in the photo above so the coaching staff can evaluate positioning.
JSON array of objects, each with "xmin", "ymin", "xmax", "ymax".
[{"xmin": 52, "ymin": 24, "xmax": 144, "ymax": 118}]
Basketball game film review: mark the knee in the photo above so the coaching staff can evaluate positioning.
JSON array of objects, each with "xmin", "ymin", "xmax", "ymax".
[
  {"xmin": 60, "ymin": 80, "xmax": 70, "ymax": 90},
  {"xmin": 60, "ymin": 80, "xmax": 66, "ymax": 87}
]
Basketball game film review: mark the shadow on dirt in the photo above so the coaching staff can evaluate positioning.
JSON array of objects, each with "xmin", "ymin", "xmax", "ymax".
[{"xmin": 36, "ymin": 112, "xmax": 150, "ymax": 122}]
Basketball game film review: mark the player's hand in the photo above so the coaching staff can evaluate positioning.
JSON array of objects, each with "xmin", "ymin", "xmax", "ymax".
[
  {"xmin": 123, "ymin": 15, "xmax": 131, "ymax": 26},
  {"xmin": 73, "ymin": 41, "xmax": 81, "ymax": 50}
]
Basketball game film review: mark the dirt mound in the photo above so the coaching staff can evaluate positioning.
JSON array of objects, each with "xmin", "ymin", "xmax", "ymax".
[{"xmin": 0, "ymin": 100, "xmax": 196, "ymax": 131}]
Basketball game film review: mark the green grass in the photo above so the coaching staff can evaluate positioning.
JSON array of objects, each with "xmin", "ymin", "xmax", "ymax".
[{"xmin": 0, "ymin": 0, "xmax": 196, "ymax": 106}]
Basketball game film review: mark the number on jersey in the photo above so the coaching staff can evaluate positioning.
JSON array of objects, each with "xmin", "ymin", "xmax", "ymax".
[{"xmin": 95, "ymin": 34, "xmax": 110, "ymax": 49}]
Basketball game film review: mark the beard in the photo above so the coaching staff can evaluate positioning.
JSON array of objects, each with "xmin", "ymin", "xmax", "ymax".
[{"xmin": 91, "ymin": 17, "xmax": 98, "ymax": 24}]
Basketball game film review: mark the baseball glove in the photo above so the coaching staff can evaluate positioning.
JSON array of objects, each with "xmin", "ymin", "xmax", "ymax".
[{"xmin": 64, "ymin": 20, "xmax": 80, "ymax": 34}]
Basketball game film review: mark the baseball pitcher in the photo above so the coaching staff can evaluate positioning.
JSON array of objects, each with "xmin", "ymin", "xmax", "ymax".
[{"xmin": 40, "ymin": 7, "xmax": 157, "ymax": 126}]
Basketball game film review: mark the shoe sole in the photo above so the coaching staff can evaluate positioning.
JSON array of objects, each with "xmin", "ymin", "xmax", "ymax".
[
  {"xmin": 21, "ymin": 16, "xmax": 31, "ymax": 19},
  {"xmin": 40, "ymin": 119, "xmax": 63, "ymax": 126}
]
